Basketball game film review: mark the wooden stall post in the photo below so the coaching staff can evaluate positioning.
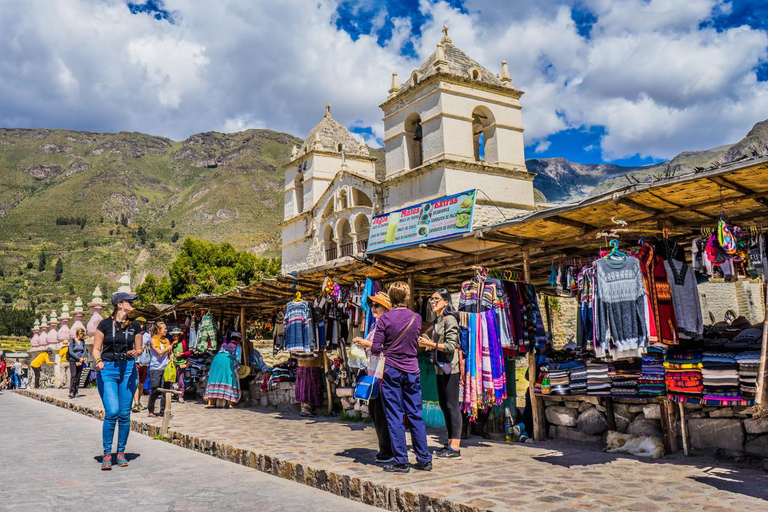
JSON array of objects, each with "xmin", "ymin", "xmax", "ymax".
[
  {"xmin": 240, "ymin": 307, "xmax": 248, "ymax": 366},
  {"xmin": 678, "ymin": 401, "xmax": 690, "ymax": 456},
  {"xmin": 524, "ymin": 250, "xmax": 546, "ymax": 441},
  {"xmin": 159, "ymin": 389, "xmax": 182, "ymax": 438},
  {"xmin": 407, "ymin": 274, "xmax": 414, "ymax": 310},
  {"xmin": 603, "ymin": 397, "xmax": 617, "ymax": 431},
  {"xmin": 660, "ymin": 398, "xmax": 680, "ymax": 454},
  {"xmin": 754, "ymin": 282, "xmax": 768, "ymax": 419},
  {"xmin": 323, "ymin": 351, "xmax": 333, "ymax": 414}
]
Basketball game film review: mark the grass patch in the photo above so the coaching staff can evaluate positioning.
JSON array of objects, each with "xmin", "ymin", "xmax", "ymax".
[{"xmin": 152, "ymin": 434, "xmax": 172, "ymax": 443}]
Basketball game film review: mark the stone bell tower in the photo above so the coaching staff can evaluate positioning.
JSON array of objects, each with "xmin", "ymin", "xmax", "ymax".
[{"xmin": 380, "ymin": 26, "xmax": 535, "ymax": 225}]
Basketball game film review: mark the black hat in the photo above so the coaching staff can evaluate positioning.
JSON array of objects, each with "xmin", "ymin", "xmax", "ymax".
[{"xmin": 111, "ymin": 292, "xmax": 137, "ymax": 306}]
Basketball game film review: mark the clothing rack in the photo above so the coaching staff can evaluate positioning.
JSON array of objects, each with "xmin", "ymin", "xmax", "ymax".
[{"xmin": 471, "ymin": 265, "xmax": 525, "ymax": 283}]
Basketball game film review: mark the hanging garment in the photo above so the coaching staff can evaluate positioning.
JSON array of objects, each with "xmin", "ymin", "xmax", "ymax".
[
  {"xmin": 593, "ymin": 257, "xmax": 650, "ymax": 359},
  {"xmin": 663, "ymin": 258, "xmax": 703, "ymax": 340},
  {"xmin": 635, "ymin": 243, "xmax": 678, "ymax": 345},
  {"xmin": 284, "ymin": 301, "xmax": 315, "ymax": 354},
  {"xmin": 196, "ymin": 313, "xmax": 217, "ymax": 353}
]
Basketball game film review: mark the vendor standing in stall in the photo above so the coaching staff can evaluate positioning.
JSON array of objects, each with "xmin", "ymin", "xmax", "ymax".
[
  {"xmin": 147, "ymin": 322, "xmax": 175, "ymax": 418},
  {"xmin": 352, "ymin": 291, "xmax": 394, "ymax": 463},
  {"xmin": 204, "ymin": 334, "xmax": 241, "ymax": 408},
  {"xmin": 419, "ymin": 288, "xmax": 462, "ymax": 460}
]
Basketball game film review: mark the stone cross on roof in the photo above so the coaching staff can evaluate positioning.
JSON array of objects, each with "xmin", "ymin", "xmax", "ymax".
[
  {"xmin": 441, "ymin": 25, "xmax": 451, "ymax": 43},
  {"xmin": 325, "ymin": 103, "xmax": 331, "ymax": 117}
]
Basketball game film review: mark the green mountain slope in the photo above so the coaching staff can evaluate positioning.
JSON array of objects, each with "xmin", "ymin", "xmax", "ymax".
[{"xmin": 0, "ymin": 128, "xmax": 300, "ymax": 310}]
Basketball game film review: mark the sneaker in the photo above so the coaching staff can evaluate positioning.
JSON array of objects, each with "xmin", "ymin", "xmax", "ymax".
[
  {"xmin": 375, "ymin": 454, "xmax": 394, "ymax": 464},
  {"xmin": 383, "ymin": 463, "xmax": 410, "ymax": 473},
  {"xmin": 68, "ymin": 393, "xmax": 75, "ymax": 399},
  {"xmin": 412, "ymin": 460, "xmax": 433, "ymax": 471},
  {"xmin": 434, "ymin": 447, "xmax": 462, "ymax": 460},
  {"xmin": 101, "ymin": 454, "xmax": 112, "ymax": 471},
  {"xmin": 116, "ymin": 453, "xmax": 129, "ymax": 467}
]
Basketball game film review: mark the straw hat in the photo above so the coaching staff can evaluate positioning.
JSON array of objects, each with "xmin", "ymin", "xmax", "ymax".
[
  {"xmin": 169, "ymin": 327, "xmax": 182, "ymax": 335},
  {"xmin": 368, "ymin": 292, "xmax": 392, "ymax": 311}
]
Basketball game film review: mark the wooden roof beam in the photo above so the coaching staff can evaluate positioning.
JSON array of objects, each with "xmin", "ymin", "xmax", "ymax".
[
  {"xmin": 617, "ymin": 198, "xmax": 660, "ymax": 216},
  {"xmin": 545, "ymin": 216, "xmax": 594, "ymax": 231},
  {"xmin": 708, "ymin": 176, "xmax": 768, "ymax": 208}
]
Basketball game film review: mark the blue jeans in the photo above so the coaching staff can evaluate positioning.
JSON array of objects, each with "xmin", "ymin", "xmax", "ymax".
[
  {"xmin": 97, "ymin": 360, "xmax": 138, "ymax": 454},
  {"xmin": 380, "ymin": 365, "xmax": 432, "ymax": 466}
]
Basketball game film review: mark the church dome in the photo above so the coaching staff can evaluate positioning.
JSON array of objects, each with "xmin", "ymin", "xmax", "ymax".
[{"xmin": 296, "ymin": 104, "xmax": 366, "ymax": 158}]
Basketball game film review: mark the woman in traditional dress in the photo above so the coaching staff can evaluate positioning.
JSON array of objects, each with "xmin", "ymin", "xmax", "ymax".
[{"xmin": 204, "ymin": 333, "xmax": 241, "ymax": 408}]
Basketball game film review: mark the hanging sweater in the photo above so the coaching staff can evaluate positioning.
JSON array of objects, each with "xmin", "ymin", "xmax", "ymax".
[
  {"xmin": 593, "ymin": 257, "xmax": 649, "ymax": 359},
  {"xmin": 663, "ymin": 258, "xmax": 703, "ymax": 340},
  {"xmin": 635, "ymin": 243, "xmax": 678, "ymax": 345}
]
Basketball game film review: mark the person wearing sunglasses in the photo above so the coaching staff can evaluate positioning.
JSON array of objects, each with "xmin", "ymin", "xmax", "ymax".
[
  {"xmin": 419, "ymin": 288, "xmax": 462, "ymax": 459},
  {"xmin": 92, "ymin": 292, "xmax": 142, "ymax": 470},
  {"xmin": 352, "ymin": 291, "xmax": 394, "ymax": 464}
]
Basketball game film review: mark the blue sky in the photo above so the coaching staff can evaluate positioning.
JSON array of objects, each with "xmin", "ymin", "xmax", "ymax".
[{"xmin": 1, "ymin": 0, "xmax": 767, "ymax": 167}]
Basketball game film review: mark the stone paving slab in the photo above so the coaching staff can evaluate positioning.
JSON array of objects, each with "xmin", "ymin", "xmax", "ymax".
[{"xmin": 16, "ymin": 388, "xmax": 768, "ymax": 511}]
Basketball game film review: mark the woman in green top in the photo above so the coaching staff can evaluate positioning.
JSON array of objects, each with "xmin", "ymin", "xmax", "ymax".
[
  {"xmin": 418, "ymin": 288, "xmax": 462, "ymax": 460},
  {"xmin": 170, "ymin": 327, "xmax": 191, "ymax": 403}
]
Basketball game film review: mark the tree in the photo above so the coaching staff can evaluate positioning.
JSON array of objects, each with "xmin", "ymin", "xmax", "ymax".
[
  {"xmin": 120, "ymin": 214, "xmax": 128, "ymax": 227},
  {"xmin": 38, "ymin": 251, "xmax": 46, "ymax": 272},
  {"xmin": 83, "ymin": 240, "xmax": 89, "ymax": 248},
  {"xmin": 54, "ymin": 257, "xmax": 63, "ymax": 281},
  {"xmin": 171, "ymin": 232, "xmax": 179, "ymax": 242},
  {"xmin": 26, "ymin": 262, "xmax": 34, "ymax": 269},
  {"xmin": 136, "ymin": 237, "xmax": 281, "ymax": 304},
  {"xmin": 109, "ymin": 229, "xmax": 114, "ymax": 236},
  {"xmin": 0, "ymin": 268, "xmax": 4, "ymax": 277},
  {"xmin": 171, "ymin": 220, "xmax": 175, "ymax": 228},
  {"xmin": 100, "ymin": 216, "xmax": 104, "ymax": 224},
  {"xmin": 0, "ymin": 305, "xmax": 36, "ymax": 336}
]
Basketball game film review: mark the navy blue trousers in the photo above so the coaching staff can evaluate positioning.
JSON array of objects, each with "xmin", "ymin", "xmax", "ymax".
[{"xmin": 380, "ymin": 365, "xmax": 432, "ymax": 466}]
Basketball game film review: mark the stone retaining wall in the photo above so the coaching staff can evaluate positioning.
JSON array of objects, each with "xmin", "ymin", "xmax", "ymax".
[
  {"xmin": 16, "ymin": 389, "xmax": 486, "ymax": 512},
  {"xmin": 541, "ymin": 397, "xmax": 768, "ymax": 460}
]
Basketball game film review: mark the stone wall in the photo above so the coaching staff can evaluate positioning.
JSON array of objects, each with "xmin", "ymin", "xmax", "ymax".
[
  {"xmin": 698, "ymin": 278, "xmax": 764, "ymax": 324},
  {"xmin": 541, "ymin": 397, "xmax": 768, "ymax": 460}
]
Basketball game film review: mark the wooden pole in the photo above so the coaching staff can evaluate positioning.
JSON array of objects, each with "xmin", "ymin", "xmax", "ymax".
[
  {"xmin": 407, "ymin": 274, "xmax": 414, "ymax": 310},
  {"xmin": 660, "ymin": 398, "xmax": 680, "ymax": 454},
  {"xmin": 159, "ymin": 389, "xmax": 181, "ymax": 438},
  {"xmin": 603, "ymin": 397, "xmax": 617, "ymax": 431},
  {"xmin": 240, "ymin": 307, "xmax": 248, "ymax": 366},
  {"xmin": 523, "ymin": 249, "xmax": 545, "ymax": 441},
  {"xmin": 323, "ymin": 351, "xmax": 333, "ymax": 415},
  {"xmin": 754, "ymin": 282, "xmax": 768, "ymax": 419},
  {"xmin": 678, "ymin": 401, "xmax": 689, "ymax": 456}
]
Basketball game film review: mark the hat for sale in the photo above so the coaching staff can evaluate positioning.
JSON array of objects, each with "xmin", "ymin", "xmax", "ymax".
[
  {"xmin": 237, "ymin": 365, "xmax": 251, "ymax": 379},
  {"xmin": 732, "ymin": 327, "xmax": 762, "ymax": 345},
  {"xmin": 111, "ymin": 292, "xmax": 137, "ymax": 306},
  {"xmin": 229, "ymin": 331, "xmax": 242, "ymax": 339},
  {"xmin": 136, "ymin": 316, "xmax": 147, "ymax": 323},
  {"xmin": 170, "ymin": 327, "xmax": 182, "ymax": 335},
  {"xmin": 730, "ymin": 316, "xmax": 751, "ymax": 331}
]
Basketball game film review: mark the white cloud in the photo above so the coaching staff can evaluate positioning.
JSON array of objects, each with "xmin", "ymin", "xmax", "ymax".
[
  {"xmin": 0, "ymin": 0, "xmax": 766, "ymax": 164},
  {"xmin": 534, "ymin": 140, "xmax": 551, "ymax": 153}
]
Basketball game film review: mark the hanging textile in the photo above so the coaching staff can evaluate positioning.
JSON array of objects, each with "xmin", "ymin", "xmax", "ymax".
[
  {"xmin": 196, "ymin": 312, "xmax": 217, "ymax": 353},
  {"xmin": 593, "ymin": 257, "xmax": 650, "ymax": 360},
  {"xmin": 635, "ymin": 243, "xmax": 678, "ymax": 345},
  {"xmin": 663, "ymin": 257, "xmax": 703, "ymax": 340},
  {"xmin": 284, "ymin": 301, "xmax": 315, "ymax": 354}
]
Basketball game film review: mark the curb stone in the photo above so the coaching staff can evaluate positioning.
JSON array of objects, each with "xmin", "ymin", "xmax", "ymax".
[{"xmin": 15, "ymin": 390, "xmax": 485, "ymax": 512}]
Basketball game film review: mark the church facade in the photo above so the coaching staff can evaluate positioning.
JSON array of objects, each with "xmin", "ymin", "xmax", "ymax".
[{"xmin": 281, "ymin": 28, "xmax": 536, "ymax": 274}]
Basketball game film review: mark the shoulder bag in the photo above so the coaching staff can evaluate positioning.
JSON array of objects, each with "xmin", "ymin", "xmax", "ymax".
[{"xmin": 354, "ymin": 312, "xmax": 416, "ymax": 403}]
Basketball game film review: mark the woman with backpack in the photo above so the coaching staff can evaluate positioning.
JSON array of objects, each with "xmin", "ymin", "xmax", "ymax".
[
  {"xmin": 418, "ymin": 288, "xmax": 462, "ymax": 460},
  {"xmin": 68, "ymin": 327, "xmax": 88, "ymax": 398}
]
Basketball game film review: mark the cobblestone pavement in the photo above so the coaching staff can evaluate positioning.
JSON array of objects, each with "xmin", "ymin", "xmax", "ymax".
[
  {"xmin": 0, "ymin": 391, "xmax": 378, "ymax": 512},
  {"xmin": 15, "ymin": 388, "xmax": 768, "ymax": 511}
]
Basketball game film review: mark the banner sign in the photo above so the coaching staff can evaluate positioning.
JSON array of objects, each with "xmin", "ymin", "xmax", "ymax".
[{"xmin": 366, "ymin": 190, "xmax": 477, "ymax": 253}]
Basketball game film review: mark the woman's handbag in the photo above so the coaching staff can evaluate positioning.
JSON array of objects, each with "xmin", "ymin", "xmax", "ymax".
[
  {"xmin": 136, "ymin": 345, "xmax": 151, "ymax": 366},
  {"xmin": 353, "ymin": 374, "xmax": 380, "ymax": 402},
  {"xmin": 163, "ymin": 361, "xmax": 177, "ymax": 382}
]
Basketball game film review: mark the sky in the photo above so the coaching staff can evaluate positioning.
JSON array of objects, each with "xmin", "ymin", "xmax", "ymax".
[{"xmin": 1, "ymin": 0, "xmax": 767, "ymax": 166}]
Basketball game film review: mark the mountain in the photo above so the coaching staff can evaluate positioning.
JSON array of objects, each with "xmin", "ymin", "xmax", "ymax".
[
  {"xmin": 0, "ymin": 128, "xmax": 301, "ymax": 309},
  {"xmin": 528, "ymin": 118, "xmax": 768, "ymax": 203}
]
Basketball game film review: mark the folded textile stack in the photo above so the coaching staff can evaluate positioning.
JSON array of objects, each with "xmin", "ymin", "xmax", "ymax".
[
  {"xmin": 665, "ymin": 350, "xmax": 703, "ymax": 401},
  {"xmin": 638, "ymin": 348, "xmax": 666, "ymax": 396},
  {"xmin": 735, "ymin": 351, "xmax": 761, "ymax": 400},
  {"xmin": 548, "ymin": 368, "xmax": 570, "ymax": 395},
  {"xmin": 569, "ymin": 365, "xmax": 587, "ymax": 395},
  {"xmin": 586, "ymin": 363, "xmax": 610, "ymax": 396},
  {"xmin": 701, "ymin": 351, "xmax": 740, "ymax": 400},
  {"xmin": 610, "ymin": 369, "xmax": 641, "ymax": 398},
  {"xmin": 726, "ymin": 327, "xmax": 764, "ymax": 351}
]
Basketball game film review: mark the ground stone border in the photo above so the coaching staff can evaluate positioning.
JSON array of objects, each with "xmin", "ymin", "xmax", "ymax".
[{"xmin": 15, "ymin": 390, "xmax": 485, "ymax": 512}]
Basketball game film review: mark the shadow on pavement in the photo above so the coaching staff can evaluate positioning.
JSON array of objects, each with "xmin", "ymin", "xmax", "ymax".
[
  {"xmin": 93, "ymin": 453, "xmax": 142, "ymax": 462},
  {"xmin": 334, "ymin": 447, "xmax": 380, "ymax": 466}
]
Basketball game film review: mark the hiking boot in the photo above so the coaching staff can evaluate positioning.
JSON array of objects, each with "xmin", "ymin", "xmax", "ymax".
[
  {"xmin": 383, "ymin": 463, "xmax": 410, "ymax": 473},
  {"xmin": 101, "ymin": 454, "xmax": 112, "ymax": 471},
  {"xmin": 434, "ymin": 447, "xmax": 462, "ymax": 460},
  {"xmin": 412, "ymin": 460, "xmax": 433, "ymax": 471},
  {"xmin": 116, "ymin": 453, "xmax": 129, "ymax": 467},
  {"xmin": 375, "ymin": 453, "xmax": 394, "ymax": 464}
]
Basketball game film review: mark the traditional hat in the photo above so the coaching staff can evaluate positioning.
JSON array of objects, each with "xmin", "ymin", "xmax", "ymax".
[{"xmin": 170, "ymin": 327, "xmax": 182, "ymax": 335}]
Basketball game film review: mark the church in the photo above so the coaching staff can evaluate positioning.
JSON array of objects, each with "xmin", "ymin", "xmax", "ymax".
[{"xmin": 281, "ymin": 28, "xmax": 536, "ymax": 274}]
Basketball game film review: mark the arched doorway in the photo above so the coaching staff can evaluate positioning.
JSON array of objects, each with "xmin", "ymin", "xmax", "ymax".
[
  {"xmin": 323, "ymin": 224, "xmax": 336, "ymax": 261},
  {"xmin": 338, "ymin": 218, "xmax": 353, "ymax": 257},
  {"xmin": 354, "ymin": 214, "xmax": 370, "ymax": 253},
  {"xmin": 405, "ymin": 113, "xmax": 424, "ymax": 169}
]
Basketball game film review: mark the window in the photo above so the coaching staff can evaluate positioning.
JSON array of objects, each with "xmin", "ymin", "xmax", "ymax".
[
  {"xmin": 405, "ymin": 113, "xmax": 424, "ymax": 170},
  {"xmin": 294, "ymin": 173, "xmax": 304, "ymax": 214},
  {"xmin": 411, "ymin": 71, "xmax": 419, "ymax": 85},
  {"xmin": 472, "ymin": 106, "xmax": 497, "ymax": 163},
  {"xmin": 338, "ymin": 189, "xmax": 348, "ymax": 210}
]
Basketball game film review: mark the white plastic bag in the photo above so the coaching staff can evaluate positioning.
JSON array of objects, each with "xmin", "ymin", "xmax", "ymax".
[{"xmin": 347, "ymin": 344, "xmax": 368, "ymax": 369}]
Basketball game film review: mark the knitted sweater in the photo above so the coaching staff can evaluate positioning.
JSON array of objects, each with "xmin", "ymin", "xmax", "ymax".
[
  {"xmin": 663, "ymin": 259, "xmax": 703, "ymax": 339},
  {"xmin": 593, "ymin": 257, "xmax": 649, "ymax": 359}
]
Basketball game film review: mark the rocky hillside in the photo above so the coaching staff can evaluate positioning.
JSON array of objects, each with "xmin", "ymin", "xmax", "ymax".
[
  {"xmin": 0, "ymin": 128, "xmax": 300, "ymax": 309},
  {"xmin": 529, "ymin": 118, "xmax": 768, "ymax": 203}
]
